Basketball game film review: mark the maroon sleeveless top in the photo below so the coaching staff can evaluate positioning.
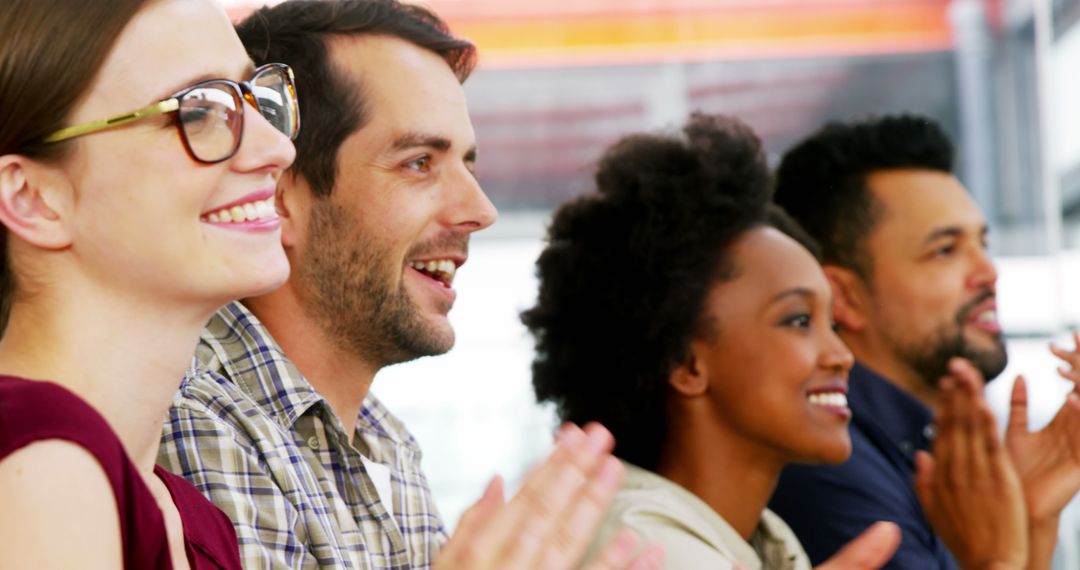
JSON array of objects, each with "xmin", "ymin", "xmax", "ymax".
[{"xmin": 0, "ymin": 376, "xmax": 242, "ymax": 569}]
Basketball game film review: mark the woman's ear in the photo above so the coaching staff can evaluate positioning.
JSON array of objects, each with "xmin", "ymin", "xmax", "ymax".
[
  {"xmin": 670, "ymin": 342, "xmax": 710, "ymax": 397},
  {"xmin": 824, "ymin": 264, "xmax": 869, "ymax": 332},
  {"xmin": 0, "ymin": 155, "xmax": 74, "ymax": 250}
]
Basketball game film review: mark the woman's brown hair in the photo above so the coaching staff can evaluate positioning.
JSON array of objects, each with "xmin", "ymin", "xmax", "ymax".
[{"xmin": 0, "ymin": 0, "xmax": 149, "ymax": 335}]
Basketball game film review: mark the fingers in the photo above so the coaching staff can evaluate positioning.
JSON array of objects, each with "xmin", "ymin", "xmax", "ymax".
[
  {"xmin": 1035, "ymin": 389, "xmax": 1080, "ymax": 465},
  {"xmin": 1067, "ymin": 392, "xmax": 1080, "ymax": 415},
  {"xmin": 581, "ymin": 529, "xmax": 664, "ymax": 570},
  {"xmin": 913, "ymin": 450, "xmax": 936, "ymax": 517},
  {"xmin": 534, "ymin": 456, "xmax": 624, "ymax": 568},
  {"xmin": 458, "ymin": 477, "xmax": 504, "ymax": 533},
  {"xmin": 914, "ymin": 359, "xmax": 1029, "ymax": 569},
  {"xmin": 582, "ymin": 529, "xmax": 638, "ymax": 570},
  {"xmin": 947, "ymin": 360, "xmax": 1003, "ymax": 484},
  {"xmin": 947, "ymin": 358, "xmax": 987, "ymax": 391},
  {"xmin": 437, "ymin": 423, "xmax": 621, "ymax": 570},
  {"xmin": 1049, "ymin": 331, "xmax": 1080, "ymax": 363},
  {"xmin": 979, "ymin": 404, "xmax": 1009, "ymax": 485},
  {"xmin": 488, "ymin": 422, "xmax": 618, "ymax": 568},
  {"xmin": 438, "ymin": 477, "xmax": 505, "ymax": 567},
  {"xmin": 1050, "ymin": 333, "xmax": 1080, "ymax": 386},
  {"xmin": 967, "ymin": 393, "xmax": 992, "ymax": 487},
  {"xmin": 1005, "ymin": 376, "xmax": 1029, "ymax": 440},
  {"xmin": 938, "ymin": 374, "xmax": 971, "ymax": 492},
  {"xmin": 622, "ymin": 545, "xmax": 665, "ymax": 570},
  {"xmin": 814, "ymin": 521, "xmax": 901, "ymax": 570},
  {"xmin": 1055, "ymin": 365, "xmax": 1080, "ymax": 385}
]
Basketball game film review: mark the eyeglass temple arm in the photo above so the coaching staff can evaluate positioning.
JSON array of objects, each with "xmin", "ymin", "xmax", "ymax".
[{"xmin": 43, "ymin": 99, "xmax": 181, "ymax": 144}]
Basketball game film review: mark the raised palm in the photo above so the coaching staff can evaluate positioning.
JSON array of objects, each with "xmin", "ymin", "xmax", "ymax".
[{"xmin": 1005, "ymin": 334, "xmax": 1080, "ymax": 522}]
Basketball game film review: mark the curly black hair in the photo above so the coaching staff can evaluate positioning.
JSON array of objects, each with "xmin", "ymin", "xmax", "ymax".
[
  {"xmin": 522, "ymin": 113, "xmax": 772, "ymax": 470},
  {"xmin": 772, "ymin": 114, "xmax": 953, "ymax": 277}
]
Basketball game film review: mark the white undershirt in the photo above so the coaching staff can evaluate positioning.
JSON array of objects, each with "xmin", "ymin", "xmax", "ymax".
[{"xmin": 360, "ymin": 454, "xmax": 394, "ymax": 523}]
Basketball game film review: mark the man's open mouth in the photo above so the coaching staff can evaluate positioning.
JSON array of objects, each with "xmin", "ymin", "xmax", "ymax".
[{"xmin": 409, "ymin": 259, "xmax": 458, "ymax": 288}]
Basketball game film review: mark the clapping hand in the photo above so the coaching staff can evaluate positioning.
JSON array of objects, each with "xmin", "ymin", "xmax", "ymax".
[
  {"xmin": 813, "ymin": 521, "xmax": 900, "ymax": 570},
  {"xmin": 435, "ymin": 423, "xmax": 665, "ymax": 570},
  {"xmin": 914, "ymin": 358, "xmax": 1027, "ymax": 570}
]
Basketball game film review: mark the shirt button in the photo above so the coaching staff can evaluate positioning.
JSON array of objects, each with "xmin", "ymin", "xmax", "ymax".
[
  {"xmin": 308, "ymin": 436, "xmax": 320, "ymax": 450},
  {"xmin": 899, "ymin": 441, "xmax": 914, "ymax": 456}
]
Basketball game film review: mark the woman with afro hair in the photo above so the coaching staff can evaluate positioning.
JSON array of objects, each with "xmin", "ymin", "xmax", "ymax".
[{"xmin": 521, "ymin": 113, "xmax": 909, "ymax": 569}]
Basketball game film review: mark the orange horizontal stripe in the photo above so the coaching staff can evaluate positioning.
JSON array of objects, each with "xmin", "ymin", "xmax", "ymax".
[
  {"xmin": 424, "ymin": 0, "xmax": 950, "ymax": 21},
  {"xmin": 469, "ymin": 36, "xmax": 953, "ymax": 70},
  {"xmin": 224, "ymin": 0, "xmax": 951, "ymax": 19},
  {"xmin": 446, "ymin": 4, "xmax": 951, "ymax": 67},
  {"xmin": 453, "ymin": 6, "xmax": 947, "ymax": 45},
  {"xmin": 227, "ymin": 2, "xmax": 953, "ymax": 67}
]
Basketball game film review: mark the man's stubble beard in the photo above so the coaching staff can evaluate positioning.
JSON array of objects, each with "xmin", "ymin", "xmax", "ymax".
[
  {"xmin": 296, "ymin": 199, "xmax": 455, "ymax": 368},
  {"xmin": 887, "ymin": 290, "xmax": 1008, "ymax": 390}
]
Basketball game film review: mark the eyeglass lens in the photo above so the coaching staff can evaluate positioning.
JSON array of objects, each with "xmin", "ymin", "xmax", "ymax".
[
  {"xmin": 252, "ymin": 69, "xmax": 297, "ymax": 138},
  {"xmin": 176, "ymin": 66, "xmax": 297, "ymax": 163},
  {"xmin": 178, "ymin": 87, "xmax": 242, "ymax": 162}
]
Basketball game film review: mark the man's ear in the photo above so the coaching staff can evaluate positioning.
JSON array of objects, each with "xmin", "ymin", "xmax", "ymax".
[
  {"xmin": 670, "ymin": 342, "xmax": 710, "ymax": 397},
  {"xmin": 0, "ymin": 155, "xmax": 73, "ymax": 250},
  {"xmin": 275, "ymin": 173, "xmax": 309, "ymax": 250},
  {"xmin": 823, "ymin": 264, "xmax": 869, "ymax": 332}
]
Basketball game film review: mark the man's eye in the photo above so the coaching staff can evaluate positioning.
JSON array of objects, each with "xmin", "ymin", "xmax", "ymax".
[
  {"xmin": 405, "ymin": 156, "xmax": 431, "ymax": 173},
  {"xmin": 932, "ymin": 245, "xmax": 956, "ymax": 257}
]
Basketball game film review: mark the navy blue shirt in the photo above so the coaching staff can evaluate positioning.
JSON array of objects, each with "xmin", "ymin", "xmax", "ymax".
[{"xmin": 768, "ymin": 363, "xmax": 959, "ymax": 569}]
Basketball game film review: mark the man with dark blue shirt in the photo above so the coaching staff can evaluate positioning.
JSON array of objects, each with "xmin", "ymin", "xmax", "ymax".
[{"xmin": 770, "ymin": 115, "xmax": 1080, "ymax": 569}]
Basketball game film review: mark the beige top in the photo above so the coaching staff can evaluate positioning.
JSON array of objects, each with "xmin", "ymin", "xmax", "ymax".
[{"xmin": 589, "ymin": 462, "xmax": 812, "ymax": 570}]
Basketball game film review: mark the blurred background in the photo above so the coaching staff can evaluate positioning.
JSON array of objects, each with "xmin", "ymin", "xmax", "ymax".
[{"xmin": 225, "ymin": 0, "xmax": 1080, "ymax": 566}]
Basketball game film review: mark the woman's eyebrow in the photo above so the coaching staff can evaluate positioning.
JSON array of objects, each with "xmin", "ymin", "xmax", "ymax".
[{"xmin": 769, "ymin": 287, "xmax": 815, "ymax": 304}]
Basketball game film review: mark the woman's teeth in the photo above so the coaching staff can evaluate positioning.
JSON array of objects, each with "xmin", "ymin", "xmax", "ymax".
[
  {"xmin": 808, "ymin": 392, "xmax": 849, "ymax": 408},
  {"xmin": 204, "ymin": 198, "xmax": 276, "ymax": 223}
]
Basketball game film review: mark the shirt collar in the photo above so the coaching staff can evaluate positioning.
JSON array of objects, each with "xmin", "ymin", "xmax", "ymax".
[
  {"xmin": 198, "ymin": 301, "xmax": 323, "ymax": 430},
  {"xmin": 196, "ymin": 301, "xmax": 422, "ymax": 455},
  {"xmin": 848, "ymin": 362, "xmax": 935, "ymax": 455},
  {"xmin": 622, "ymin": 463, "xmax": 805, "ymax": 569}
]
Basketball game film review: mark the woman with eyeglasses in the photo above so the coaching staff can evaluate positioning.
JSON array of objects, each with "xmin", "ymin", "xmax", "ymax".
[{"xmin": 0, "ymin": 0, "xmax": 299, "ymax": 567}]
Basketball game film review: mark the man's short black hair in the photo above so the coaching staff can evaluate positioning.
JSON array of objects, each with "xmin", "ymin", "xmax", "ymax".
[
  {"xmin": 522, "ymin": 113, "xmax": 770, "ymax": 470},
  {"xmin": 772, "ymin": 114, "xmax": 954, "ymax": 275},
  {"xmin": 236, "ymin": 0, "xmax": 476, "ymax": 197}
]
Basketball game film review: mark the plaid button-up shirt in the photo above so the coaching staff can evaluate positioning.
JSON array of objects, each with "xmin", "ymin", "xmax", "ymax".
[{"xmin": 158, "ymin": 301, "xmax": 447, "ymax": 569}]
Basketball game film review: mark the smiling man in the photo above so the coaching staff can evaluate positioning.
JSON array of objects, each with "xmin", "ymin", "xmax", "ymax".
[
  {"xmin": 768, "ymin": 115, "xmax": 1080, "ymax": 570},
  {"xmin": 155, "ymin": 1, "xmax": 661, "ymax": 569}
]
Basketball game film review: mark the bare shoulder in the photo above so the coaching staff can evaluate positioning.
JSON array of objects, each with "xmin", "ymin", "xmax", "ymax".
[{"xmin": 0, "ymin": 440, "xmax": 123, "ymax": 569}]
